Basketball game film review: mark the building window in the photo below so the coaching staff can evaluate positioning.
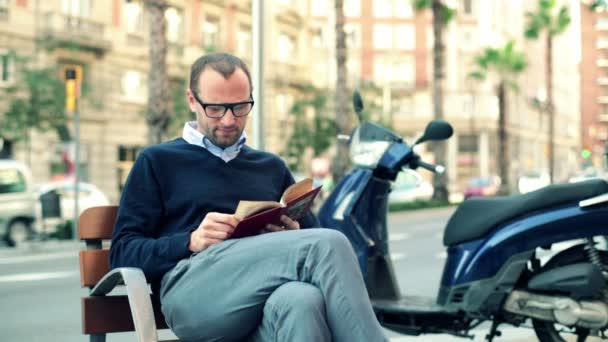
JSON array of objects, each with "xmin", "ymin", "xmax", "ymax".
[
  {"xmin": 395, "ymin": 1, "xmax": 413, "ymax": 18},
  {"xmin": 61, "ymin": 0, "xmax": 92, "ymax": 17},
  {"xmin": 118, "ymin": 145, "xmax": 142, "ymax": 192},
  {"xmin": 373, "ymin": 55, "xmax": 414, "ymax": 86},
  {"xmin": 236, "ymin": 24, "xmax": 251, "ymax": 57},
  {"xmin": 345, "ymin": 23, "xmax": 360, "ymax": 49},
  {"xmin": 0, "ymin": 50, "xmax": 14, "ymax": 86},
  {"xmin": 312, "ymin": 27, "xmax": 324, "ymax": 48},
  {"xmin": 394, "ymin": 25, "xmax": 415, "ymax": 50},
  {"xmin": 277, "ymin": 33, "xmax": 295, "ymax": 62},
  {"xmin": 124, "ymin": 0, "xmax": 144, "ymax": 34},
  {"xmin": 598, "ymin": 18, "xmax": 608, "ymax": 30},
  {"xmin": 373, "ymin": 24, "xmax": 392, "ymax": 49},
  {"xmin": 202, "ymin": 16, "xmax": 220, "ymax": 51},
  {"xmin": 344, "ymin": 0, "xmax": 360, "ymax": 17},
  {"xmin": 461, "ymin": 0, "xmax": 473, "ymax": 15},
  {"xmin": 311, "ymin": 0, "xmax": 327, "ymax": 17},
  {"xmin": 121, "ymin": 70, "xmax": 146, "ymax": 103},
  {"xmin": 0, "ymin": 0, "xmax": 9, "ymax": 21},
  {"xmin": 165, "ymin": 7, "xmax": 183, "ymax": 43},
  {"xmin": 597, "ymin": 36, "xmax": 608, "ymax": 48},
  {"xmin": 373, "ymin": 0, "xmax": 391, "ymax": 18}
]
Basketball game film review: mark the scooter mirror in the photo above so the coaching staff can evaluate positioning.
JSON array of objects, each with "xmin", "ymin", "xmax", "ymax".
[
  {"xmin": 353, "ymin": 90, "xmax": 364, "ymax": 123},
  {"xmin": 414, "ymin": 119, "xmax": 454, "ymax": 145}
]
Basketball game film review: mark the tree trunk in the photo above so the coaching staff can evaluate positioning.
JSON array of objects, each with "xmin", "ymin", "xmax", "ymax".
[
  {"xmin": 546, "ymin": 33, "xmax": 555, "ymax": 184},
  {"xmin": 146, "ymin": 0, "xmax": 170, "ymax": 145},
  {"xmin": 332, "ymin": 0, "xmax": 350, "ymax": 184},
  {"xmin": 497, "ymin": 82, "xmax": 510, "ymax": 195},
  {"xmin": 431, "ymin": 0, "xmax": 449, "ymax": 202}
]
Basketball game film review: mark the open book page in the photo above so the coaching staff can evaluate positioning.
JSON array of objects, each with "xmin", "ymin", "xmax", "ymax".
[
  {"xmin": 280, "ymin": 178, "xmax": 314, "ymax": 205},
  {"xmin": 234, "ymin": 201, "xmax": 282, "ymax": 221},
  {"xmin": 231, "ymin": 178, "xmax": 321, "ymax": 239}
]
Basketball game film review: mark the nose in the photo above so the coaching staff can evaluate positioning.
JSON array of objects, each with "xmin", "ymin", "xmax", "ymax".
[{"xmin": 220, "ymin": 108, "xmax": 237, "ymax": 125}]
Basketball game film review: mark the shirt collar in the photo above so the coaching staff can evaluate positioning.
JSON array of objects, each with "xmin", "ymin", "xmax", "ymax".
[{"xmin": 182, "ymin": 121, "xmax": 246, "ymax": 162}]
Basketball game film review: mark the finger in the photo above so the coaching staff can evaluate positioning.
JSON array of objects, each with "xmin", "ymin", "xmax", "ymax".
[
  {"xmin": 265, "ymin": 223, "xmax": 285, "ymax": 232},
  {"xmin": 202, "ymin": 229, "xmax": 231, "ymax": 240},
  {"xmin": 280, "ymin": 215, "xmax": 300, "ymax": 230},
  {"xmin": 206, "ymin": 212, "xmax": 239, "ymax": 228}
]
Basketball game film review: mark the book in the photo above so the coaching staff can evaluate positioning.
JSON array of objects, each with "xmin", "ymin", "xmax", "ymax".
[{"xmin": 231, "ymin": 178, "xmax": 322, "ymax": 238}]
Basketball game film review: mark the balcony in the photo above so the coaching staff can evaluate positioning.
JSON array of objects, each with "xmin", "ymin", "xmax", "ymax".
[
  {"xmin": 276, "ymin": 5, "xmax": 303, "ymax": 26},
  {"xmin": 598, "ymin": 77, "xmax": 608, "ymax": 85},
  {"xmin": 597, "ymin": 96, "xmax": 608, "ymax": 104},
  {"xmin": 126, "ymin": 33, "xmax": 145, "ymax": 46},
  {"xmin": 42, "ymin": 12, "xmax": 112, "ymax": 54},
  {"xmin": 598, "ymin": 114, "xmax": 608, "ymax": 123},
  {"xmin": 271, "ymin": 62, "xmax": 310, "ymax": 86}
]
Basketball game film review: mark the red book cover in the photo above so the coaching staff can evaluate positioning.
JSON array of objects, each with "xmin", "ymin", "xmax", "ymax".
[{"xmin": 231, "ymin": 179, "xmax": 321, "ymax": 238}]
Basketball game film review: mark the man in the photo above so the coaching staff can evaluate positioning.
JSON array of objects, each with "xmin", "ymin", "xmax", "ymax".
[{"xmin": 110, "ymin": 53, "xmax": 387, "ymax": 341}]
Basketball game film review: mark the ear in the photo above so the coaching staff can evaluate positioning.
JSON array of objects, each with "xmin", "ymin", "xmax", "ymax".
[{"xmin": 186, "ymin": 88, "xmax": 197, "ymax": 112}]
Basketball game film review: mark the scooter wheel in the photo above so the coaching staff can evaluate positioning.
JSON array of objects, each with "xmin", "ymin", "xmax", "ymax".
[{"xmin": 530, "ymin": 243, "xmax": 607, "ymax": 342}]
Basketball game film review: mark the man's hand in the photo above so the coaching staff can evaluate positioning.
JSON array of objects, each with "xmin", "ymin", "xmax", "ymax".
[
  {"xmin": 189, "ymin": 212, "xmax": 239, "ymax": 253},
  {"xmin": 260, "ymin": 215, "xmax": 300, "ymax": 234}
]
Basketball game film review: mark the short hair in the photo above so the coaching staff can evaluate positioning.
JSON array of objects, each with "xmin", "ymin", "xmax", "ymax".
[{"xmin": 189, "ymin": 53, "xmax": 253, "ymax": 94}]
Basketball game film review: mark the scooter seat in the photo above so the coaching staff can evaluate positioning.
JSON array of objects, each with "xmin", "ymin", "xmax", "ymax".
[{"xmin": 444, "ymin": 179, "xmax": 608, "ymax": 246}]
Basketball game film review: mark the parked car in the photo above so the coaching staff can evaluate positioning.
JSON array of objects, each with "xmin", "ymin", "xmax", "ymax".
[
  {"xmin": 464, "ymin": 176, "xmax": 501, "ymax": 199},
  {"xmin": 0, "ymin": 160, "xmax": 37, "ymax": 246},
  {"xmin": 518, "ymin": 170, "xmax": 551, "ymax": 194},
  {"xmin": 569, "ymin": 168, "xmax": 606, "ymax": 183},
  {"xmin": 388, "ymin": 170, "xmax": 434, "ymax": 204},
  {"xmin": 35, "ymin": 181, "xmax": 110, "ymax": 222}
]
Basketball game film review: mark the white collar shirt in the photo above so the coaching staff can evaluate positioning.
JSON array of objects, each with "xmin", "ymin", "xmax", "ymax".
[{"xmin": 182, "ymin": 121, "xmax": 246, "ymax": 163}]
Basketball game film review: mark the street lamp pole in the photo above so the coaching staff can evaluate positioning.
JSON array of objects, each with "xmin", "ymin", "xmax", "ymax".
[
  {"xmin": 65, "ymin": 68, "xmax": 81, "ymax": 239},
  {"xmin": 252, "ymin": 0, "xmax": 265, "ymax": 150}
]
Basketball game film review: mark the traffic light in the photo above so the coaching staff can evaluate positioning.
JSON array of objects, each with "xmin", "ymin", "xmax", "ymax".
[
  {"xmin": 581, "ymin": 148, "xmax": 591, "ymax": 159},
  {"xmin": 64, "ymin": 65, "xmax": 82, "ymax": 112}
]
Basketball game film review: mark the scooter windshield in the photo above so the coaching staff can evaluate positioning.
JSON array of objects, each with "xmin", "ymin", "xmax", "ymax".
[{"xmin": 350, "ymin": 122, "xmax": 401, "ymax": 168}]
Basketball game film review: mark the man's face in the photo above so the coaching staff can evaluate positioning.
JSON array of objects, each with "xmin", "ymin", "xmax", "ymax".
[{"xmin": 187, "ymin": 67, "xmax": 251, "ymax": 148}]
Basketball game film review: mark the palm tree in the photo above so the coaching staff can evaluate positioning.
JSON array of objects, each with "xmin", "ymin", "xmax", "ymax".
[
  {"xmin": 525, "ymin": 0, "xmax": 571, "ymax": 183},
  {"xmin": 332, "ymin": 0, "xmax": 350, "ymax": 184},
  {"xmin": 413, "ymin": 0, "xmax": 455, "ymax": 202},
  {"xmin": 145, "ymin": 0, "xmax": 171, "ymax": 144},
  {"xmin": 586, "ymin": 0, "xmax": 608, "ymax": 11},
  {"xmin": 470, "ymin": 41, "xmax": 527, "ymax": 195}
]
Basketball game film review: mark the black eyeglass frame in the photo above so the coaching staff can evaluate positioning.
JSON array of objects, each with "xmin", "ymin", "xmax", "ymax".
[{"xmin": 190, "ymin": 89, "xmax": 255, "ymax": 118}]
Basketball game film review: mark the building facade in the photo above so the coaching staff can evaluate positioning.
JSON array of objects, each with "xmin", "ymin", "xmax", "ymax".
[
  {"xmin": 0, "ymin": 0, "xmax": 585, "ymax": 203},
  {"xmin": 0, "ymin": 0, "xmax": 316, "ymax": 203},
  {"xmin": 310, "ymin": 0, "xmax": 582, "ymax": 193},
  {"xmin": 581, "ymin": 3, "xmax": 608, "ymax": 167}
]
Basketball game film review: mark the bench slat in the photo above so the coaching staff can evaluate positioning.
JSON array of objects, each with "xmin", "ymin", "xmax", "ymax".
[
  {"xmin": 82, "ymin": 296, "xmax": 170, "ymax": 334},
  {"xmin": 78, "ymin": 206, "xmax": 119, "ymax": 240},
  {"xmin": 80, "ymin": 250, "xmax": 110, "ymax": 287}
]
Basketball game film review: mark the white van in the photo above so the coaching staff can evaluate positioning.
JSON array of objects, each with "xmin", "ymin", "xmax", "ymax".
[{"xmin": 0, "ymin": 160, "xmax": 37, "ymax": 246}]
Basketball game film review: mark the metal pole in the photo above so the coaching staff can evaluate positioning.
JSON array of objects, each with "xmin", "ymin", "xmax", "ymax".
[
  {"xmin": 73, "ymin": 104, "xmax": 80, "ymax": 239},
  {"xmin": 252, "ymin": 0, "xmax": 264, "ymax": 150}
]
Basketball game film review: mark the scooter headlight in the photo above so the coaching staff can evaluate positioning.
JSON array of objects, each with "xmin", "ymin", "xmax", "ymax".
[{"xmin": 349, "ymin": 127, "xmax": 392, "ymax": 168}]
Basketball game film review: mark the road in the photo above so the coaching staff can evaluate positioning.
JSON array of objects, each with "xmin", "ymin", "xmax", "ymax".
[{"xmin": 0, "ymin": 207, "xmax": 559, "ymax": 341}]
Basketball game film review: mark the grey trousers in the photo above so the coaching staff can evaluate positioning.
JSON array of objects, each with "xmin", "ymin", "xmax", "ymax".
[{"xmin": 160, "ymin": 228, "xmax": 387, "ymax": 342}]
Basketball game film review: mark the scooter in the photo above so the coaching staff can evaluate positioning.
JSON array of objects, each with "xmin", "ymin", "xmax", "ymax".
[{"xmin": 317, "ymin": 91, "xmax": 608, "ymax": 341}]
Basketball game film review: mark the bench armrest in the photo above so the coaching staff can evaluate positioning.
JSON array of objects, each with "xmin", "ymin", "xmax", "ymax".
[{"xmin": 91, "ymin": 267, "xmax": 159, "ymax": 342}]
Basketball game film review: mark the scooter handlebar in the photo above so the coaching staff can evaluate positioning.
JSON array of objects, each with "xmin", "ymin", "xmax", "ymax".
[{"xmin": 412, "ymin": 159, "xmax": 445, "ymax": 174}]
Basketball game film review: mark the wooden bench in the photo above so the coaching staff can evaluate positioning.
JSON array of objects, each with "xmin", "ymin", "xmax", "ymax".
[{"xmin": 78, "ymin": 205, "xmax": 179, "ymax": 342}]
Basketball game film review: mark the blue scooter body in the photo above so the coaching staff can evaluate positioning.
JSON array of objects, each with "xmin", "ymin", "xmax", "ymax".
[{"xmin": 317, "ymin": 127, "xmax": 608, "ymax": 317}]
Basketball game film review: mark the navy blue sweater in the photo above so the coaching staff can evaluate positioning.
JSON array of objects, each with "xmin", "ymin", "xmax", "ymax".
[{"xmin": 109, "ymin": 138, "xmax": 319, "ymax": 288}]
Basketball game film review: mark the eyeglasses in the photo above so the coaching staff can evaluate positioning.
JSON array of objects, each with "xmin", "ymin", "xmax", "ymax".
[{"xmin": 191, "ymin": 89, "xmax": 255, "ymax": 118}]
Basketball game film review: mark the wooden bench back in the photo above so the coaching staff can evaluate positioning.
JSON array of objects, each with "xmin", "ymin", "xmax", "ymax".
[
  {"xmin": 78, "ymin": 205, "xmax": 116, "ymax": 287},
  {"xmin": 78, "ymin": 206, "xmax": 170, "ymax": 335}
]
